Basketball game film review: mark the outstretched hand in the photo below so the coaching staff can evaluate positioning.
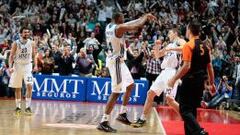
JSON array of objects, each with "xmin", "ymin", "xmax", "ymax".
[
  {"xmin": 153, "ymin": 45, "xmax": 165, "ymax": 59},
  {"xmin": 145, "ymin": 13, "xmax": 157, "ymax": 21}
]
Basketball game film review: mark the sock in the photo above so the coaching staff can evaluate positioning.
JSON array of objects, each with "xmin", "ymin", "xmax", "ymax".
[
  {"xmin": 25, "ymin": 98, "xmax": 31, "ymax": 108},
  {"xmin": 120, "ymin": 105, "xmax": 127, "ymax": 114},
  {"xmin": 101, "ymin": 114, "xmax": 110, "ymax": 123},
  {"xmin": 15, "ymin": 99, "xmax": 21, "ymax": 108},
  {"xmin": 140, "ymin": 114, "xmax": 146, "ymax": 121}
]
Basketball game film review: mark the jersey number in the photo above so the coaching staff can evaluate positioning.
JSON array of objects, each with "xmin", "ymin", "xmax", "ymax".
[
  {"xmin": 200, "ymin": 44, "xmax": 205, "ymax": 56},
  {"xmin": 21, "ymin": 48, "xmax": 27, "ymax": 53}
]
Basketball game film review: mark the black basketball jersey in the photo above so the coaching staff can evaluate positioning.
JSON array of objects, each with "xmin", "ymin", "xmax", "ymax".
[{"xmin": 185, "ymin": 39, "xmax": 211, "ymax": 78}]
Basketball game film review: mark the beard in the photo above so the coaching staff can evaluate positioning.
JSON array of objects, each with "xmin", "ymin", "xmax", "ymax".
[{"xmin": 22, "ymin": 35, "xmax": 29, "ymax": 40}]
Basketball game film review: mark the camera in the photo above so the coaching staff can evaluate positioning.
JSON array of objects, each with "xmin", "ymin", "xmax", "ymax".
[{"xmin": 221, "ymin": 76, "xmax": 227, "ymax": 82}]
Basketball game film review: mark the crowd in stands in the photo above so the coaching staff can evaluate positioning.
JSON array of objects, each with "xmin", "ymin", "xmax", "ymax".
[{"xmin": 0, "ymin": 0, "xmax": 239, "ymax": 109}]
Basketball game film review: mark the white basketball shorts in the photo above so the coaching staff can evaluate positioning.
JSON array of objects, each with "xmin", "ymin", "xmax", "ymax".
[
  {"xmin": 107, "ymin": 59, "xmax": 134, "ymax": 93},
  {"xmin": 150, "ymin": 68, "xmax": 179, "ymax": 97},
  {"xmin": 9, "ymin": 63, "xmax": 33, "ymax": 88}
]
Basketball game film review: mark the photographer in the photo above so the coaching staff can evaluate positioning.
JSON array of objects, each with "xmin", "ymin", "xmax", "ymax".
[{"xmin": 201, "ymin": 75, "xmax": 233, "ymax": 109}]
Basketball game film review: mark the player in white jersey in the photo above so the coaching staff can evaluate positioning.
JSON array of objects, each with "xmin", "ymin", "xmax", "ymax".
[
  {"xmin": 97, "ymin": 12, "xmax": 156, "ymax": 133},
  {"xmin": 131, "ymin": 28, "xmax": 186, "ymax": 127},
  {"xmin": 8, "ymin": 26, "xmax": 37, "ymax": 116}
]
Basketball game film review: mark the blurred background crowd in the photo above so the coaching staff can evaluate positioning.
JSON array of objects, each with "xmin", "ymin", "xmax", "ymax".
[{"xmin": 0, "ymin": 0, "xmax": 239, "ymax": 109}]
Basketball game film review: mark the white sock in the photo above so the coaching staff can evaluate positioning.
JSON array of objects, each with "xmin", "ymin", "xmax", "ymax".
[
  {"xmin": 120, "ymin": 105, "xmax": 127, "ymax": 114},
  {"xmin": 101, "ymin": 114, "xmax": 110, "ymax": 123},
  {"xmin": 15, "ymin": 99, "xmax": 21, "ymax": 108},
  {"xmin": 25, "ymin": 98, "xmax": 31, "ymax": 108},
  {"xmin": 140, "ymin": 114, "xmax": 146, "ymax": 120}
]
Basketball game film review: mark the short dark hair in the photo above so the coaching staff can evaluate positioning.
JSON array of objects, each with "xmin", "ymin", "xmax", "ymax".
[
  {"xmin": 188, "ymin": 21, "xmax": 201, "ymax": 36},
  {"xmin": 112, "ymin": 12, "xmax": 123, "ymax": 21},
  {"xmin": 20, "ymin": 26, "xmax": 30, "ymax": 33}
]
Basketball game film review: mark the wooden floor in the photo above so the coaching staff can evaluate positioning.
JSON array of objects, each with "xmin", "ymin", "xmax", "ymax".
[{"xmin": 0, "ymin": 100, "xmax": 165, "ymax": 135}]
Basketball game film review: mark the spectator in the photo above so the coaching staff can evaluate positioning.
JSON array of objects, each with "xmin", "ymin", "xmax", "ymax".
[
  {"xmin": 83, "ymin": 32, "xmax": 100, "ymax": 55},
  {"xmin": 59, "ymin": 46, "xmax": 75, "ymax": 76},
  {"xmin": 41, "ymin": 49, "xmax": 55, "ymax": 75},
  {"xmin": 202, "ymin": 78, "xmax": 215, "ymax": 102},
  {"xmin": 128, "ymin": 38, "xmax": 142, "ymax": 55},
  {"xmin": 51, "ymin": 44, "xmax": 62, "ymax": 73},
  {"xmin": 201, "ymin": 75, "xmax": 233, "ymax": 108},
  {"xmin": 100, "ymin": 67, "xmax": 110, "ymax": 78},
  {"xmin": 233, "ymin": 57, "xmax": 240, "ymax": 88},
  {"xmin": 35, "ymin": 49, "xmax": 44, "ymax": 73},
  {"xmin": 83, "ymin": 32, "xmax": 101, "ymax": 67},
  {"xmin": 74, "ymin": 48, "xmax": 94, "ymax": 77},
  {"xmin": 127, "ymin": 47, "xmax": 144, "ymax": 80}
]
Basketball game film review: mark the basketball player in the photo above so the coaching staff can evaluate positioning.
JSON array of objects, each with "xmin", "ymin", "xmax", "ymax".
[
  {"xmin": 97, "ymin": 12, "xmax": 156, "ymax": 133},
  {"xmin": 167, "ymin": 21, "xmax": 215, "ymax": 135},
  {"xmin": 131, "ymin": 28, "xmax": 186, "ymax": 128},
  {"xmin": 9, "ymin": 26, "xmax": 37, "ymax": 116}
]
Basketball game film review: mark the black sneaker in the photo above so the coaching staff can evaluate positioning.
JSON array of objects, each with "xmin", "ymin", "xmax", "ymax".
[
  {"xmin": 25, "ymin": 107, "xmax": 33, "ymax": 115},
  {"xmin": 200, "ymin": 129, "xmax": 208, "ymax": 135},
  {"xmin": 14, "ymin": 107, "xmax": 22, "ymax": 116},
  {"xmin": 131, "ymin": 118, "xmax": 146, "ymax": 128},
  {"xmin": 97, "ymin": 121, "xmax": 117, "ymax": 133},
  {"xmin": 116, "ymin": 113, "xmax": 131, "ymax": 125}
]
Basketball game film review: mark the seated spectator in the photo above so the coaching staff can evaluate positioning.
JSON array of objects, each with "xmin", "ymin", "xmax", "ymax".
[
  {"xmin": 101, "ymin": 67, "xmax": 110, "ymax": 78},
  {"xmin": 96, "ymin": 67, "xmax": 110, "ymax": 78},
  {"xmin": 74, "ymin": 48, "xmax": 94, "ymax": 77},
  {"xmin": 41, "ymin": 49, "xmax": 55, "ymax": 75},
  {"xmin": 201, "ymin": 75, "xmax": 233, "ymax": 109},
  {"xmin": 59, "ymin": 46, "xmax": 75, "ymax": 76}
]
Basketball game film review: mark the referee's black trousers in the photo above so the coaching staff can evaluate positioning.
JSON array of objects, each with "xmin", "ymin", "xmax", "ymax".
[{"xmin": 178, "ymin": 76, "xmax": 205, "ymax": 135}]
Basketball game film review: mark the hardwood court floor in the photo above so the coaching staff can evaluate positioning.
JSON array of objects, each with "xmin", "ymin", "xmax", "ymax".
[{"xmin": 0, "ymin": 100, "xmax": 165, "ymax": 135}]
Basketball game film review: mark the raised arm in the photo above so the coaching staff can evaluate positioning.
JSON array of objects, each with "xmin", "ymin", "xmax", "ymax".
[
  {"xmin": 166, "ymin": 38, "xmax": 186, "ymax": 52},
  {"xmin": 115, "ymin": 13, "xmax": 156, "ymax": 37}
]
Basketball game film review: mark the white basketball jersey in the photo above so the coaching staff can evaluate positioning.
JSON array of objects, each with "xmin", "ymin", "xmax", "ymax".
[
  {"xmin": 105, "ymin": 23, "xmax": 126, "ymax": 59},
  {"xmin": 161, "ymin": 42, "xmax": 179, "ymax": 69},
  {"xmin": 14, "ymin": 39, "xmax": 33, "ymax": 64}
]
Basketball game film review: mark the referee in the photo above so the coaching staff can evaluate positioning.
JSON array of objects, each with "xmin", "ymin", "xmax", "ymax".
[{"xmin": 168, "ymin": 21, "xmax": 216, "ymax": 135}]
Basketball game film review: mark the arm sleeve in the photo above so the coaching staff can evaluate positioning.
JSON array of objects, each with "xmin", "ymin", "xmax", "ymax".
[{"xmin": 182, "ymin": 44, "xmax": 192, "ymax": 62}]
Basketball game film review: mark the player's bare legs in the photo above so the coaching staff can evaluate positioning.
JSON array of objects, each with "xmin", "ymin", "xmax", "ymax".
[
  {"xmin": 97, "ymin": 92, "xmax": 120, "ymax": 132},
  {"xmin": 25, "ymin": 84, "xmax": 33, "ymax": 115},
  {"xmin": 143, "ymin": 91, "xmax": 156, "ymax": 116},
  {"xmin": 116, "ymin": 83, "xmax": 134, "ymax": 125},
  {"xmin": 15, "ymin": 88, "xmax": 22, "ymax": 116},
  {"xmin": 98, "ymin": 83, "xmax": 134, "ymax": 132},
  {"xmin": 131, "ymin": 90, "xmax": 156, "ymax": 127},
  {"xmin": 122, "ymin": 83, "xmax": 134, "ymax": 106},
  {"xmin": 104, "ymin": 93, "xmax": 120, "ymax": 115},
  {"xmin": 166, "ymin": 95, "xmax": 180, "ymax": 113}
]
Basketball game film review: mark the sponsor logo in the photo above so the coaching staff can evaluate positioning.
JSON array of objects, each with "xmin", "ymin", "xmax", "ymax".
[
  {"xmin": 33, "ymin": 76, "xmax": 85, "ymax": 99},
  {"xmin": 90, "ymin": 80, "xmax": 145, "ymax": 103}
]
